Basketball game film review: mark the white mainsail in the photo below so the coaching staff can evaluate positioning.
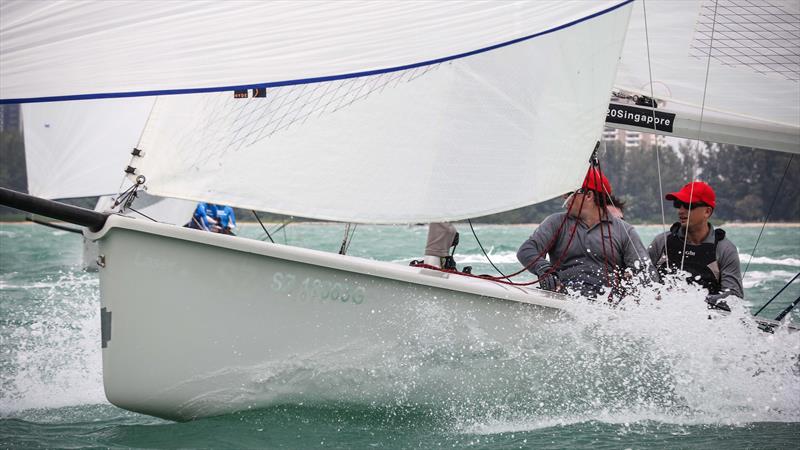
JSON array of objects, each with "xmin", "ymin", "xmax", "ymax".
[
  {"xmin": 2, "ymin": 1, "xmax": 630, "ymax": 102},
  {"xmin": 3, "ymin": 1, "xmax": 634, "ymax": 224},
  {"xmin": 609, "ymin": 0, "xmax": 799, "ymax": 153},
  {"xmin": 130, "ymin": 2, "xmax": 632, "ymax": 223}
]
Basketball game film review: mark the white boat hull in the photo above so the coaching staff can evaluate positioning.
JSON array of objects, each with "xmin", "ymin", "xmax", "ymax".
[{"xmin": 88, "ymin": 215, "xmax": 570, "ymax": 421}]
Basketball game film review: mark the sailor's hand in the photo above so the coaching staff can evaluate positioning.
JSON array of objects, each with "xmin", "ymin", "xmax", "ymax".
[
  {"xmin": 705, "ymin": 293, "xmax": 730, "ymax": 311},
  {"xmin": 539, "ymin": 273, "xmax": 562, "ymax": 293}
]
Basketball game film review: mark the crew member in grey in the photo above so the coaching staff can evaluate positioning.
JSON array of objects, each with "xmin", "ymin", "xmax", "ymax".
[
  {"xmin": 423, "ymin": 222, "xmax": 458, "ymax": 269},
  {"xmin": 517, "ymin": 169, "xmax": 654, "ymax": 297},
  {"xmin": 648, "ymin": 181, "xmax": 743, "ymax": 300}
]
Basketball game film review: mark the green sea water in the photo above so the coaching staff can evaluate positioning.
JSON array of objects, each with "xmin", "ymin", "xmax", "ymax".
[{"xmin": 1, "ymin": 222, "xmax": 798, "ymax": 449}]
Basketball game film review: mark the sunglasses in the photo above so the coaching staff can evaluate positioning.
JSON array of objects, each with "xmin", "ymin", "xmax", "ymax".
[
  {"xmin": 672, "ymin": 200, "xmax": 708, "ymax": 210},
  {"xmin": 563, "ymin": 188, "xmax": 589, "ymax": 197}
]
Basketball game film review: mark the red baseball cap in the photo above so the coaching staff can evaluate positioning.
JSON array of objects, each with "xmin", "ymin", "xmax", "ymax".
[
  {"xmin": 665, "ymin": 181, "xmax": 716, "ymax": 208},
  {"xmin": 582, "ymin": 168, "xmax": 612, "ymax": 195}
]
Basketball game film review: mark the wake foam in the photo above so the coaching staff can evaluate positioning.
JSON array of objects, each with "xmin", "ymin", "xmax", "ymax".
[
  {"xmin": 0, "ymin": 270, "xmax": 105, "ymax": 416},
  {"xmin": 1, "ymin": 267, "xmax": 797, "ymax": 429}
]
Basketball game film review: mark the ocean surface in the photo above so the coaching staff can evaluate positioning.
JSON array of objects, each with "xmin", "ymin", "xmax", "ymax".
[{"xmin": 1, "ymin": 222, "xmax": 798, "ymax": 449}]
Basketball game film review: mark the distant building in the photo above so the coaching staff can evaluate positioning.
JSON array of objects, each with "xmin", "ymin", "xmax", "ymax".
[
  {"xmin": 0, "ymin": 104, "xmax": 22, "ymax": 133},
  {"xmin": 602, "ymin": 127, "xmax": 666, "ymax": 149}
]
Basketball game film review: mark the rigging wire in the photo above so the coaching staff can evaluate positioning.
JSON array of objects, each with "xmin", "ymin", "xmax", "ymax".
[
  {"xmin": 252, "ymin": 210, "xmax": 275, "ymax": 243},
  {"xmin": 467, "ymin": 219, "xmax": 509, "ymax": 279},
  {"xmin": 742, "ymin": 154, "xmax": 794, "ymax": 279},
  {"xmin": 345, "ymin": 223, "xmax": 358, "ymax": 254},
  {"xmin": 339, "ymin": 223, "xmax": 357, "ymax": 255},
  {"xmin": 126, "ymin": 207, "xmax": 157, "ymax": 222},
  {"xmin": 598, "ymin": 141, "xmax": 645, "ymax": 266},
  {"xmin": 641, "ymin": 0, "xmax": 669, "ymax": 266},
  {"xmin": 270, "ymin": 220, "xmax": 292, "ymax": 236},
  {"xmin": 681, "ymin": 0, "xmax": 718, "ymax": 272}
]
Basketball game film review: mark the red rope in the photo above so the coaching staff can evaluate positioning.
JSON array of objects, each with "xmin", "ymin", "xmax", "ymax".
[
  {"xmin": 593, "ymin": 162, "xmax": 621, "ymax": 301},
  {"xmin": 467, "ymin": 189, "xmax": 583, "ymax": 282}
]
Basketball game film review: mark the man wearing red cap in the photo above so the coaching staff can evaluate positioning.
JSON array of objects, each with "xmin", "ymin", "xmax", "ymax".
[
  {"xmin": 647, "ymin": 181, "xmax": 743, "ymax": 300},
  {"xmin": 517, "ymin": 168, "xmax": 654, "ymax": 297}
]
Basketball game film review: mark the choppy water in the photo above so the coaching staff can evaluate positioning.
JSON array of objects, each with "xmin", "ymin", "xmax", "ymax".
[{"xmin": 1, "ymin": 222, "xmax": 798, "ymax": 449}]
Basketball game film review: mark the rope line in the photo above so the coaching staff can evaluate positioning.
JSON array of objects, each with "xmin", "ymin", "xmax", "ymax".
[
  {"xmin": 127, "ymin": 207, "xmax": 157, "ymax": 222},
  {"xmin": 252, "ymin": 210, "xmax": 275, "ymax": 243},
  {"xmin": 468, "ymin": 219, "xmax": 509, "ymax": 280},
  {"xmin": 682, "ymin": 0, "xmax": 718, "ymax": 272},
  {"xmin": 742, "ymin": 154, "xmax": 794, "ymax": 279},
  {"xmin": 754, "ymin": 271, "xmax": 800, "ymax": 317},
  {"xmin": 642, "ymin": 0, "xmax": 670, "ymax": 267}
]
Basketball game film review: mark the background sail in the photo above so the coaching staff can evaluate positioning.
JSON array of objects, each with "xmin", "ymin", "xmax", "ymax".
[
  {"xmin": 22, "ymin": 98, "xmax": 154, "ymax": 199},
  {"xmin": 610, "ymin": 0, "xmax": 799, "ymax": 153},
  {"xmin": 130, "ymin": 2, "xmax": 633, "ymax": 223},
  {"xmin": 22, "ymin": 99, "xmax": 196, "ymax": 225}
]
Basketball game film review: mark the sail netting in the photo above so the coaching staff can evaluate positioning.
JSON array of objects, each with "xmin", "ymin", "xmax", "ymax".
[
  {"xmin": 611, "ymin": 0, "xmax": 799, "ymax": 153},
  {"xmin": 130, "ymin": 3, "xmax": 633, "ymax": 223}
]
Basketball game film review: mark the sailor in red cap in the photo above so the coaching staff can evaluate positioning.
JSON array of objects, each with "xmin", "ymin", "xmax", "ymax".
[
  {"xmin": 647, "ymin": 181, "xmax": 743, "ymax": 301},
  {"xmin": 518, "ymin": 167, "xmax": 654, "ymax": 297}
]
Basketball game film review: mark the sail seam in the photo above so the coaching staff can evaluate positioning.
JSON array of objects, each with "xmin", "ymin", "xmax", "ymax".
[{"xmin": 0, "ymin": 0, "xmax": 635, "ymax": 104}]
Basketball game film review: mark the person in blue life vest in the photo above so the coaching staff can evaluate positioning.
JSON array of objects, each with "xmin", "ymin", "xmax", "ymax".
[
  {"xmin": 214, "ymin": 204, "xmax": 237, "ymax": 235},
  {"xmin": 517, "ymin": 168, "xmax": 655, "ymax": 297},
  {"xmin": 187, "ymin": 202, "xmax": 219, "ymax": 231},
  {"xmin": 647, "ymin": 181, "xmax": 744, "ymax": 307}
]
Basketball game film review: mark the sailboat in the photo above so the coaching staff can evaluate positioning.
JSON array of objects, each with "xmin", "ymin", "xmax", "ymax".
[{"xmin": 1, "ymin": 0, "xmax": 797, "ymax": 421}]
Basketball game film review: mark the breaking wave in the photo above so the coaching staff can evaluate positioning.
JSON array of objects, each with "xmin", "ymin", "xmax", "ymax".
[
  {"xmin": 739, "ymin": 255, "xmax": 800, "ymax": 267},
  {"xmin": 743, "ymin": 270, "xmax": 798, "ymax": 288},
  {"xmin": 0, "ymin": 271, "xmax": 105, "ymax": 415}
]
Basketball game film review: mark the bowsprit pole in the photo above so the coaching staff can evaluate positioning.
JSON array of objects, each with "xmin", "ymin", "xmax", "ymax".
[{"xmin": 0, "ymin": 187, "xmax": 108, "ymax": 232}]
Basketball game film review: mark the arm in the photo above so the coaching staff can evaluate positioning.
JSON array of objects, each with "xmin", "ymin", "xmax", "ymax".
[
  {"xmin": 646, "ymin": 234, "xmax": 666, "ymax": 283},
  {"xmin": 717, "ymin": 241, "xmax": 744, "ymax": 299},
  {"xmin": 621, "ymin": 225, "xmax": 658, "ymax": 283},
  {"xmin": 517, "ymin": 214, "xmax": 562, "ymax": 276}
]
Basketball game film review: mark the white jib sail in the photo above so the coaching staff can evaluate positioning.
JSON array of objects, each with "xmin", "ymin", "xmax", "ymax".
[
  {"xmin": 611, "ymin": 0, "xmax": 799, "ymax": 153},
  {"xmin": 129, "ymin": 2, "xmax": 633, "ymax": 223}
]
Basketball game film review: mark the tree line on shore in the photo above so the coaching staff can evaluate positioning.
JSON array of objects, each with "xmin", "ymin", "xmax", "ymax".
[
  {"xmin": 1, "ymin": 129, "xmax": 798, "ymax": 223},
  {"xmin": 477, "ymin": 139, "xmax": 799, "ymax": 224}
]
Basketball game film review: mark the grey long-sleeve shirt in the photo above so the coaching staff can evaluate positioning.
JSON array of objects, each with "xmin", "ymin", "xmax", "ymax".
[
  {"xmin": 517, "ymin": 212, "xmax": 655, "ymax": 293},
  {"xmin": 647, "ymin": 223, "xmax": 744, "ymax": 299}
]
